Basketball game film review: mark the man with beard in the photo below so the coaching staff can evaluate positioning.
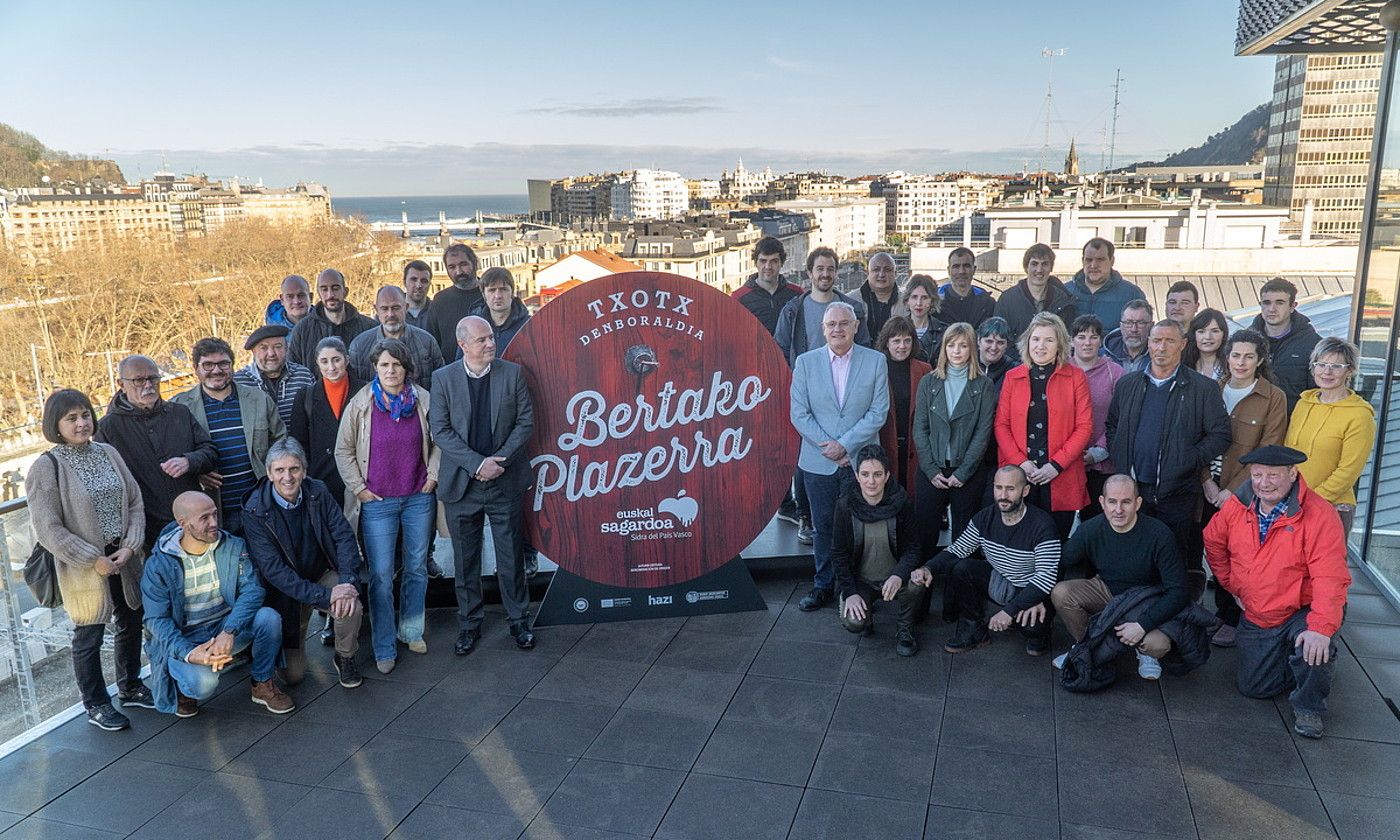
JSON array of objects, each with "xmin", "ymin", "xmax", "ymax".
[
  {"xmin": 348, "ymin": 285, "xmax": 444, "ymax": 389},
  {"xmin": 287, "ymin": 268, "xmax": 377, "ymax": 366},
  {"xmin": 733, "ymin": 236, "xmax": 802, "ymax": 335},
  {"xmin": 97, "ymin": 355, "xmax": 218, "ymax": 549},
  {"xmin": 1066, "ymin": 237, "xmax": 1146, "ymax": 327},
  {"xmin": 912, "ymin": 465, "xmax": 1059, "ymax": 656},
  {"xmin": 469, "ymin": 267, "xmax": 532, "ymax": 353},
  {"xmin": 775, "ymin": 247, "xmax": 871, "ymax": 367},
  {"xmin": 424, "ymin": 243, "xmax": 485, "ymax": 362}
]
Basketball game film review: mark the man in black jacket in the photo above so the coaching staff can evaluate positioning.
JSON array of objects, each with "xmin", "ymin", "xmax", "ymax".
[
  {"xmin": 1249, "ymin": 277, "xmax": 1320, "ymax": 412},
  {"xmin": 1105, "ymin": 321, "xmax": 1230, "ymax": 595},
  {"xmin": 241, "ymin": 438, "xmax": 363, "ymax": 690},
  {"xmin": 856, "ymin": 252, "xmax": 899, "ymax": 338},
  {"xmin": 732, "ymin": 236, "xmax": 802, "ymax": 336},
  {"xmin": 938, "ymin": 247, "xmax": 996, "ymax": 329},
  {"xmin": 423, "ymin": 243, "xmax": 485, "ymax": 362},
  {"xmin": 287, "ymin": 268, "xmax": 378, "ymax": 366},
  {"xmin": 96, "ymin": 355, "xmax": 219, "ymax": 550},
  {"xmin": 1050, "ymin": 475, "xmax": 1189, "ymax": 681}
]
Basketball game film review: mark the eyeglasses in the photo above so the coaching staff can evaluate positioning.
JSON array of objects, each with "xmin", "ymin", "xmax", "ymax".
[
  {"xmin": 1311, "ymin": 362, "xmax": 1350, "ymax": 373},
  {"xmin": 121, "ymin": 376, "xmax": 160, "ymax": 386},
  {"xmin": 1120, "ymin": 320, "xmax": 1153, "ymax": 328},
  {"xmin": 198, "ymin": 361, "xmax": 233, "ymax": 371}
]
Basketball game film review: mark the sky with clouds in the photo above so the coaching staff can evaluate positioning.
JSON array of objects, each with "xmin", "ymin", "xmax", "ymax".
[{"xmin": 3, "ymin": 0, "xmax": 1275, "ymax": 196}]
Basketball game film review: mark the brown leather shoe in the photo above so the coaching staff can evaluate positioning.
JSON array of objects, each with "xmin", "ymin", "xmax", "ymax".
[
  {"xmin": 176, "ymin": 691, "xmax": 199, "ymax": 719},
  {"xmin": 251, "ymin": 679, "xmax": 295, "ymax": 714}
]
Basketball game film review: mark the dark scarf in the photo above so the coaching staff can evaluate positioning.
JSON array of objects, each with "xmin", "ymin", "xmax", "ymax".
[{"xmin": 842, "ymin": 479, "xmax": 909, "ymax": 523}]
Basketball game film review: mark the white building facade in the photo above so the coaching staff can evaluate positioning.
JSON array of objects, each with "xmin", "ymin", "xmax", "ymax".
[
  {"xmin": 610, "ymin": 169, "xmax": 689, "ymax": 221},
  {"xmin": 773, "ymin": 197, "xmax": 886, "ymax": 258}
]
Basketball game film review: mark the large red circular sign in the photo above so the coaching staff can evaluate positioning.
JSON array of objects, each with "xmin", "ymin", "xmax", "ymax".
[{"xmin": 504, "ymin": 271, "xmax": 797, "ymax": 588}]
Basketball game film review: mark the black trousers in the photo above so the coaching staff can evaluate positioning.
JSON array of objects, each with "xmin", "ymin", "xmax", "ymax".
[
  {"xmin": 915, "ymin": 465, "xmax": 986, "ymax": 557},
  {"xmin": 71, "ymin": 573, "xmax": 144, "ymax": 709},
  {"xmin": 947, "ymin": 554, "xmax": 1054, "ymax": 643},
  {"xmin": 446, "ymin": 481, "xmax": 530, "ymax": 631},
  {"xmin": 1079, "ymin": 469, "xmax": 1110, "ymax": 524},
  {"xmin": 1139, "ymin": 486, "xmax": 1206, "ymax": 597},
  {"xmin": 1201, "ymin": 504, "xmax": 1242, "ymax": 626},
  {"xmin": 1026, "ymin": 482, "xmax": 1076, "ymax": 542}
]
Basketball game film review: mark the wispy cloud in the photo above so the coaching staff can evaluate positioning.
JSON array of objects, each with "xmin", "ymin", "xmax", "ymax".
[
  {"xmin": 526, "ymin": 97, "xmax": 723, "ymax": 118},
  {"xmin": 767, "ymin": 55, "xmax": 817, "ymax": 74}
]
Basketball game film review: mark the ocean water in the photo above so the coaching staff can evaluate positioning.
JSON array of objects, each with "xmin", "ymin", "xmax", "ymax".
[{"xmin": 335, "ymin": 194, "xmax": 529, "ymax": 223}]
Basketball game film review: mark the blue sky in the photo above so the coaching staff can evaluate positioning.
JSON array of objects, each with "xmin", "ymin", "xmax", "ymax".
[{"xmin": 2, "ymin": 0, "xmax": 1274, "ymax": 195}]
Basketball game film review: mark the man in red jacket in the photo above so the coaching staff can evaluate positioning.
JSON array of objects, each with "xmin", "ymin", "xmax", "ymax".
[{"xmin": 1203, "ymin": 445, "xmax": 1350, "ymax": 739}]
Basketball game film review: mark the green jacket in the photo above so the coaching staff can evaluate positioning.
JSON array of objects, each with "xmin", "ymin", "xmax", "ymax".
[{"xmin": 912, "ymin": 371, "xmax": 997, "ymax": 484}]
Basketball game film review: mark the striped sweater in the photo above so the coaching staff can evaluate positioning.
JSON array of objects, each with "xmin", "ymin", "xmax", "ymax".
[{"xmin": 938, "ymin": 504, "xmax": 1061, "ymax": 612}]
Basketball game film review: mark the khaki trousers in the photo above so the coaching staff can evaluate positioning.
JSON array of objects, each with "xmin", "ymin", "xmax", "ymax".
[
  {"xmin": 283, "ymin": 569, "xmax": 362, "ymax": 685},
  {"xmin": 1049, "ymin": 576, "xmax": 1171, "ymax": 659}
]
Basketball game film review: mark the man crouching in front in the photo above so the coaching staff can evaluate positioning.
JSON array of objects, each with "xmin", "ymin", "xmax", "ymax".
[{"xmin": 141, "ymin": 491, "xmax": 292, "ymax": 718}]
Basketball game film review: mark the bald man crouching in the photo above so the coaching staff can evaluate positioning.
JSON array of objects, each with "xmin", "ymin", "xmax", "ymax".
[{"xmin": 141, "ymin": 492, "xmax": 292, "ymax": 718}]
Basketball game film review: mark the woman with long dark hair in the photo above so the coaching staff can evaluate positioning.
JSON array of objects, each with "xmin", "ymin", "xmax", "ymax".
[
  {"xmin": 875, "ymin": 316, "xmax": 933, "ymax": 497},
  {"xmin": 1184, "ymin": 308, "xmax": 1230, "ymax": 382},
  {"xmin": 27, "ymin": 389, "xmax": 149, "ymax": 731}
]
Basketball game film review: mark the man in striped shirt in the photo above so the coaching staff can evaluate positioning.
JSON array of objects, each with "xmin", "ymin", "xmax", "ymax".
[
  {"xmin": 173, "ymin": 338, "xmax": 286, "ymax": 536},
  {"xmin": 912, "ymin": 465, "xmax": 1060, "ymax": 655},
  {"xmin": 233, "ymin": 325, "xmax": 316, "ymax": 427}
]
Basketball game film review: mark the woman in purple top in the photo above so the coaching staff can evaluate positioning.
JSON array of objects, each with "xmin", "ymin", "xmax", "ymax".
[
  {"xmin": 1068, "ymin": 314, "xmax": 1124, "ymax": 525},
  {"xmin": 334, "ymin": 339, "xmax": 440, "ymax": 674}
]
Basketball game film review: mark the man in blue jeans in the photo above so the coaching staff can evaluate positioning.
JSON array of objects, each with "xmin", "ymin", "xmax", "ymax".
[
  {"xmin": 141, "ymin": 491, "xmax": 292, "ymax": 718},
  {"xmin": 790, "ymin": 302, "xmax": 889, "ymax": 611}
]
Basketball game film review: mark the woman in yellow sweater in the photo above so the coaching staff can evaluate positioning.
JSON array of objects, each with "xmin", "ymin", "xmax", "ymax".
[{"xmin": 1284, "ymin": 336, "xmax": 1376, "ymax": 535}]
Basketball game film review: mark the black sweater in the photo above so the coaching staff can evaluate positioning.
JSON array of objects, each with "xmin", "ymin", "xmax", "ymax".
[
  {"xmin": 1061, "ymin": 514, "xmax": 1188, "ymax": 632},
  {"xmin": 831, "ymin": 482, "xmax": 922, "ymax": 601},
  {"xmin": 95, "ymin": 394, "xmax": 218, "ymax": 537}
]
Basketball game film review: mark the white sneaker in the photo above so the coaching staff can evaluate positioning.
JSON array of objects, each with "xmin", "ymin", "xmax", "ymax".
[
  {"xmin": 1052, "ymin": 652, "xmax": 1068, "ymax": 670},
  {"xmin": 1136, "ymin": 650, "xmax": 1162, "ymax": 681}
]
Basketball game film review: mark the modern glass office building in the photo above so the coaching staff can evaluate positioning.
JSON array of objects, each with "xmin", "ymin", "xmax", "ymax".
[{"xmin": 1240, "ymin": 0, "xmax": 1400, "ymax": 605}]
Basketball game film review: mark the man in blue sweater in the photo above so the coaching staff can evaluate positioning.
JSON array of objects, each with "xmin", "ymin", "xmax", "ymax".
[{"xmin": 1066, "ymin": 238, "xmax": 1146, "ymax": 327}]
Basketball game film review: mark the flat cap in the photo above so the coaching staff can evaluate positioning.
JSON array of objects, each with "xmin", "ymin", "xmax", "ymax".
[
  {"xmin": 244, "ymin": 324, "xmax": 290, "ymax": 350},
  {"xmin": 1238, "ymin": 444, "xmax": 1307, "ymax": 467}
]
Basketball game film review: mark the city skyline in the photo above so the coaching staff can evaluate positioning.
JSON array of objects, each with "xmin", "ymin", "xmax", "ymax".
[{"xmin": 5, "ymin": 0, "xmax": 1274, "ymax": 195}]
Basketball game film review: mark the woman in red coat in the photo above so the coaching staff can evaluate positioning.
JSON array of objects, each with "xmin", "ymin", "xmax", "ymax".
[
  {"xmin": 876, "ymin": 316, "xmax": 933, "ymax": 499},
  {"xmin": 994, "ymin": 311, "xmax": 1092, "ymax": 539}
]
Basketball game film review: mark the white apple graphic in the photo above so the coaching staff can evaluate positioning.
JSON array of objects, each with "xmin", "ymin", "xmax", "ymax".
[{"xmin": 657, "ymin": 490, "xmax": 699, "ymax": 527}]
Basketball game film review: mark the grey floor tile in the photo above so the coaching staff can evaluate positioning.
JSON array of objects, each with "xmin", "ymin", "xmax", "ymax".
[
  {"xmin": 945, "ymin": 640, "xmax": 1056, "ymax": 703},
  {"xmin": 424, "ymin": 743, "xmax": 576, "ymax": 821},
  {"xmin": 682, "ymin": 606, "xmax": 776, "ymax": 637},
  {"xmin": 251, "ymin": 785, "xmax": 417, "ymax": 840},
  {"xmin": 388, "ymin": 802, "xmax": 526, "ymax": 840},
  {"xmin": 655, "ymin": 773, "xmax": 801, "ymax": 840},
  {"xmin": 623, "ymin": 665, "xmax": 741, "ymax": 720},
  {"xmin": 1170, "ymin": 718, "xmax": 1311, "ymax": 787},
  {"xmin": 537, "ymin": 759, "xmax": 685, "ymax": 836},
  {"xmin": 1054, "ymin": 670, "xmax": 1166, "ymax": 730},
  {"xmin": 845, "ymin": 639, "xmax": 949, "ymax": 694},
  {"xmin": 1159, "ymin": 650, "xmax": 1286, "ymax": 732},
  {"xmin": 527, "ymin": 657, "xmax": 648, "ymax": 707},
  {"xmin": 929, "ymin": 746, "xmax": 1057, "ymax": 818},
  {"xmin": 0, "ymin": 814, "xmax": 19, "ymax": 834},
  {"xmin": 583, "ymin": 707, "xmax": 715, "ymax": 771},
  {"xmin": 1340, "ymin": 623, "xmax": 1400, "ymax": 661},
  {"xmin": 788, "ymin": 788, "xmax": 926, "ymax": 840},
  {"xmin": 749, "ymin": 637, "xmax": 856, "ymax": 684},
  {"xmin": 126, "ymin": 772, "xmax": 312, "ymax": 839},
  {"xmin": 481, "ymin": 698, "xmax": 616, "ymax": 757},
  {"xmin": 1296, "ymin": 736, "xmax": 1400, "ymax": 800},
  {"xmin": 321, "ymin": 731, "xmax": 470, "ymax": 800},
  {"xmin": 370, "ymin": 644, "xmax": 473, "ymax": 685},
  {"xmin": 940, "ymin": 693, "xmax": 1055, "ymax": 757},
  {"xmin": 1308, "ymin": 656, "xmax": 1400, "ymax": 743},
  {"xmin": 569, "ymin": 618, "xmax": 685, "ymax": 664},
  {"xmin": 205, "ymin": 668, "xmax": 338, "ymax": 714},
  {"xmin": 768, "ymin": 605, "xmax": 863, "ymax": 647},
  {"xmin": 692, "ymin": 719, "xmax": 824, "ymax": 786},
  {"xmin": 1185, "ymin": 773, "xmax": 1336, "ymax": 840},
  {"xmin": 293, "ymin": 674, "xmax": 430, "ymax": 732},
  {"xmin": 809, "ymin": 731, "xmax": 937, "ymax": 802},
  {"xmin": 34, "ymin": 712, "xmax": 170, "ymax": 760},
  {"xmin": 1343, "ymin": 593, "xmax": 1400, "ymax": 626},
  {"xmin": 384, "ymin": 685, "xmax": 520, "ymax": 746},
  {"xmin": 1318, "ymin": 790, "xmax": 1400, "ymax": 840},
  {"xmin": 1059, "ymin": 825, "xmax": 1183, "ymax": 839},
  {"xmin": 654, "ymin": 628, "xmax": 764, "ymax": 673},
  {"xmin": 127, "ymin": 706, "xmax": 285, "ymax": 771},
  {"xmin": 0, "ymin": 818, "xmax": 122, "ymax": 839},
  {"xmin": 477, "ymin": 618, "xmax": 591, "ymax": 656},
  {"xmin": 521, "ymin": 821, "xmax": 646, "ymax": 840},
  {"xmin": 33, "ymin": 757, "xmax": 209, "ymax": 835},
  {"xmin": 435, "ymin": 649, "xmax": 561, "ymax": 696},
  {"xmin": 1359, "ymin": 657, "xmax": 1400, "ymax": 701},
  {"xmin": 1056, "ymin": 760, "xmax": 1196, "ymax": 838},
  {"xmin": 222, "ymin": 719, "xmax": 373, "ymax": 785},
  {"xmin": 720, "ymin": 675, "xmax": 840, "ymax": 732},
  {"xmin": 924, "ymin": 805, "xmax": 1059, "ymax": 839},
  {"xmin": 827, "ymin": 685, "xmax": 942, "ymax": 743},
  {"xmin": 0, "ymin": 745, "xmax": 114, "ymax": 815}
]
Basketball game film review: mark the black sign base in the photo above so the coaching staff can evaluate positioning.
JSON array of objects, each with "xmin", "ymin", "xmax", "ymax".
[{"xmin": 535, "ymin": 557, "xmax": 768, "ymax": 626}]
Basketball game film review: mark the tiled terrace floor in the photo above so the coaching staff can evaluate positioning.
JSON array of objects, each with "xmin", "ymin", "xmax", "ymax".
[{"xmin": 1, "ymin": 565, "xmax": 1399, "ymax": 840}]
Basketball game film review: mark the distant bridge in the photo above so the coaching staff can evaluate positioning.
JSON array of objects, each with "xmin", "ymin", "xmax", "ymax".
[{"xmin": 366, "ymin": 210, "xmax": 524, "ymax": 235}]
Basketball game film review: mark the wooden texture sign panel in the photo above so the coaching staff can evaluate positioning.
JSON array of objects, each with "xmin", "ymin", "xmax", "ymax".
[{"xmin": 505, "ymin": 271, "xmax": 797, "ymax": 588}]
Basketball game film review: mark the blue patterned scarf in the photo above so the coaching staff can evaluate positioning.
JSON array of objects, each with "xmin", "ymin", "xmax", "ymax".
[{"xmin": 371, "ymin": 378, "xmax": 417, "ymax": 421}]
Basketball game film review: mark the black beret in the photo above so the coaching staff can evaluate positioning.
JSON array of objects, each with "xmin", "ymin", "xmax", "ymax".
[
  {"xmin": 244, "ymin": 324, "xmax": 291, "ymax": 350},
  {"xmin": 1238, "ymin": 445, "xmax": 1308, "ymax": 467}
]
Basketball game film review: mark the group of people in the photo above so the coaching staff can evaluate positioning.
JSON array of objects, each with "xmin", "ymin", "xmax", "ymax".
[
  {"xmin": 748, "ymin": 236, "xmax": 1370, "ymax": 739},
  {"xmin": 27, "ymin": 243, "xmax": 539, "ymax": 731}
]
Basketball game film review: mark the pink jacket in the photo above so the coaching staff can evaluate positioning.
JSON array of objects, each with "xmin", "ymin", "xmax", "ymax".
[{"xmin": 1080, "ymin": 356, "xmax": 1125, "ymax": 474}]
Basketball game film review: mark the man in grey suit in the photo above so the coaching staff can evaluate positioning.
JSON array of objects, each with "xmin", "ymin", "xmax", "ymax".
[
  {"xmin": 429, "ymin": 316, "xmax": 536, "ymax": 655},
  {"xmin": 790, "ymin": 302, "xmax": 890, "ymax": 611}
]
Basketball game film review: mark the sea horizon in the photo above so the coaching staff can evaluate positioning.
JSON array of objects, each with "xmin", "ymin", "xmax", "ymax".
[{"xmin": 334, "ymin": 193, "xmax": 529, "ymax": 223}]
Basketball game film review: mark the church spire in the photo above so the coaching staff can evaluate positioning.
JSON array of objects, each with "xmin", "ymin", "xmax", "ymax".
[{"xmin": 1064, "ymin": 138, "xmax": 1080, "ymax": 176}]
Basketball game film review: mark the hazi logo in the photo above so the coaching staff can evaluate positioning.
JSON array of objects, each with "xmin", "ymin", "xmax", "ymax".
[{"xmin": 648, "ymin": 595, "xmax": 673, "ymax": 606}]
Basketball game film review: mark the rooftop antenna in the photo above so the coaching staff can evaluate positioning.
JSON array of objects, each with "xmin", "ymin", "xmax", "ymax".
[
  {"xmin": 1108, "ymin": 69, "xmax": 1123, "ymax": 171},
  {"xmin": 1039, "ymin": 48, "xmax": 1067, "ymax": 186}
]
